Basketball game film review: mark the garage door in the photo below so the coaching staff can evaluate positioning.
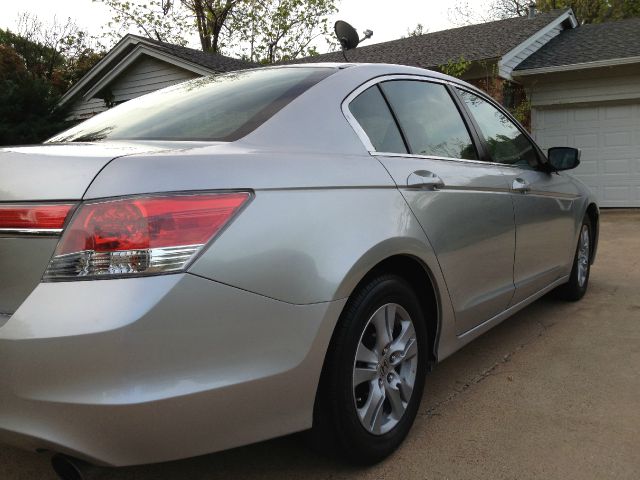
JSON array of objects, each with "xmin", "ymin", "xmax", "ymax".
[{"xmin": 533, "ymin": 102, "xmax": 640, "ymax": 207}]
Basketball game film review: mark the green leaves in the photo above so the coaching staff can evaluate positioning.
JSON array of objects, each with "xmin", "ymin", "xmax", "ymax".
[
  {"xmin": 439, "ymin": 56, "xmax": 471, "ymax": 78},
  {"xmin": 99, "ymin": 0, "xmax": 339, "ymax": 63},
  {"xmin": 95, "ymin": 0, "xmax": 190, "ymax": 46},
  {"xmin": 0, "ymin": 15, "xmax": 105, "ymax": 145},
  {"xmin": 536, "ymin": 0, "xmax": 640, "ymax": 24},
  {"xmin": 235, "ymin": 0, "xmax": 338, "ymax": 63}
]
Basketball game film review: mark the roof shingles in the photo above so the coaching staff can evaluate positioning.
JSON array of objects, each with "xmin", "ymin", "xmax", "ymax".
[
  {"xmin": 515, "ymin": 17, "xmax": 640, "ymax": 70},
  {"xmin": 291, "ymin": 9, "xmax": 569, "ymax": 69}
]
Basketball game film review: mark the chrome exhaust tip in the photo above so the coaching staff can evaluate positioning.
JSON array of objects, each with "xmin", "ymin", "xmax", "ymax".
[{"xmin": 51, "ymin": 454, "xmax": 85, "ymax": 480}]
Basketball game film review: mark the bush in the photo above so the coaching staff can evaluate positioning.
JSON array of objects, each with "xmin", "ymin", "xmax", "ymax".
[{"xmin": 0, "ymin": 45, "xmax": 72, "ymax": 145}]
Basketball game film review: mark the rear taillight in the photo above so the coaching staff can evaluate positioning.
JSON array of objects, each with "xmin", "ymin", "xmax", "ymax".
[
  {"xmin": 43, "ymin": 192, "xmax": 250, "ymax": 281},
  {"xmin": 0, "ymin": 203, "xmax": 75, "ymax": 234}
]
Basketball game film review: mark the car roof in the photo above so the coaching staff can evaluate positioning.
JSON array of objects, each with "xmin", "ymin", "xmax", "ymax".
[{"xmin": 262, "ymin": 62, "xmax": 481, "ymax": 93}]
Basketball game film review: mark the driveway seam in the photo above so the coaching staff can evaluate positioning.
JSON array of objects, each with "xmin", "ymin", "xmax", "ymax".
[{"xmin": 421, "ymin": 320, "xmax": 554, "ymax": 417}]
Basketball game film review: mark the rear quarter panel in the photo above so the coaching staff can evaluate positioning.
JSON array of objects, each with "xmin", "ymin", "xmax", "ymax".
[{"xmin": 189, "ymin": 186, "xmax": 446, "ymax": 305}]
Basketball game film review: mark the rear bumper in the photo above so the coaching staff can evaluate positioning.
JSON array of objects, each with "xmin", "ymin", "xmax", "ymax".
[{"xmin": 0, "ymin": 274, "xmax": 345, "ymax": 466}]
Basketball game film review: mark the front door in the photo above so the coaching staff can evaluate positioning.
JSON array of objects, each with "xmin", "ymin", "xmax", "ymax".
[
  {"xmin": 504, "ymin": 168, "xmax": 581, "ymax": 303},
  {"xmin": 456, "ymin": 88, "xmax": 581, "ymax": 304}
]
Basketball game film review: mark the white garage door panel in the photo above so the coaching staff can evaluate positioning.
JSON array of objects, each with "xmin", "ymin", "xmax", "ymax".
[{"xmin": 534, "ymin": 102, "xmax": 640, "ymax": 207}]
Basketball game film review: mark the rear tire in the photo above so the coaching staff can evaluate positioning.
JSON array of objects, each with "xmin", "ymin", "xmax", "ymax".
[
  {"xmin": 312, "ymin": 274, "xmax": 427, "ymax": 465},
  {"xmin": 556, "ymin": 215, "xmax": 592, "ymax": 301}
]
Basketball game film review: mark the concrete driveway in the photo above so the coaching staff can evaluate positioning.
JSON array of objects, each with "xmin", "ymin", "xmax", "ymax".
[{"xmin": 2, "ymin": 210, "xmax": 639, "ymax": 480}]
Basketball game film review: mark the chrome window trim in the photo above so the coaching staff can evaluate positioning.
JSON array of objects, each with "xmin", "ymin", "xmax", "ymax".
[
  {"xmin": 373, "ymin": 151, "xmax": 532, "ymax": 169},
  {"xmin": 342, "ymin": 74, "xmax": 541, "ymax": 171},
  {"xmin": 342, "ymin": 74, "xmax": 507, "ymax": 166},
  {"xmin": 343, "ymin": 75, "xmax": 463, "ymax": 153}
]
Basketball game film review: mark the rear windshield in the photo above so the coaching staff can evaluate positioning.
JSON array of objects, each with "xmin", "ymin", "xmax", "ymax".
[{"xmin": 48, "ymin": 67, "xmax": 336, "ymax": 143}]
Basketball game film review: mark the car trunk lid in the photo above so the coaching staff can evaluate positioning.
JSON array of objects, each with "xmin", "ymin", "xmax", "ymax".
[{"xmin": 0, "ymin": 141, "xmax": 177, "ymax": 314}]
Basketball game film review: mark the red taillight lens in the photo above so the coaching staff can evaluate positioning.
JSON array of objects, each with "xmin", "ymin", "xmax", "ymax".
[
  {"xmin": 44, "ymin": 192, "xmax": 250, "ymax": 280},
  {"xmin": 0, "ymin": 204, "xmax": 74, "ymax": 231}
]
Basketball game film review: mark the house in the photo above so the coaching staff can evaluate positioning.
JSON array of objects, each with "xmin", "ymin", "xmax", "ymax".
[
  {"xmin": 58, "ymin": 34, "xmax": 255, "ymax": 120},
  {"xmin": 294, "ymin": 8, "xmax": 640, "ymax": 206},
  {"xmin": 61, "ymin": 9, "xmax": 640, "ymax": 206},
  {"xmin": 513, "ymin": 18, "xmax": 640, "ymax": 207},
  {"xmin": 294, "ymin": 8, "xmax": 579, "ymax": 106}
]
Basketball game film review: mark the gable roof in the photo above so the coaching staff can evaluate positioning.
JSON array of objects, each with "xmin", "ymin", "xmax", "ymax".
[
  {"xmin": 132, "ymin": 35, "xmax": 257, "ymax": 72},
  {"xmin": 290, "ymin": 9, "xmax": 575, "ymax": 73},
  {"xmin": 59, "ymin": 34, "xmax": 255, "ymax": 107},
  {"xmin": 514, "ymin": 17, "xmax": 640, "ymax": 73}
]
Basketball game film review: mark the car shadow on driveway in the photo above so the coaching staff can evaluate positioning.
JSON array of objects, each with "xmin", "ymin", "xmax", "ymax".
[
  {"xmin": 4, "ymin": 210, "xmax": 639, "ymax": 480},
  {"xmin": 1, "ymin": 292, "xmax": 585, "ymax": 480}
]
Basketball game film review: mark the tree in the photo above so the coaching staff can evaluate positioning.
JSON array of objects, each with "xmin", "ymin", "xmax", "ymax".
[
  {"xmin": 97, "ymin": 0, "xmax": 245, "ymax": 52},
  {"xmin": 449, "ymin": 0, "xmax": 640, "ymax": 25},
  {"xmin": 536, "ymin": 0, "xmax": 640, "ymax": 23},
  {"xmin": 490, "ymin": 0, "xmax": 530, "ymax": 19},
  {"xmin": 0, "ymin": 42, "xmax": 70, "ymax": 145},
  {"xmin": 98, "ymin": 0, "xmax": 338, "ymax": 62},
  {"xmin": 94, "ymin": 0, "xmax": 191, "ymax": 45},
  {"xmin": 1, "ymin": 14, "xmax": 105, "ymax": 93},
  {"xmin": 439, "ymin": 56, "xmax": 471, "ymax": 78},
  {"xmin": 403, "ymin": 23, "xmax": 426, "ymax": 38},
  {"xmin": 180, "ymin": 0, "xmax": 244, "ymax": 53},
  {"xmin": 241, "ymin": 0, "xmax": 338, "ymax": 63},
  {"xmin": 0, "ymin": 15, "xmax": 105, "ymax": 145}
]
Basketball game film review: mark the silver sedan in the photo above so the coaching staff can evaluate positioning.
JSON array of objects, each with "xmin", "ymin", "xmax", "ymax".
[{"xmin": 0, "ymin": 64, "xmax": 598, "ymax": 474}]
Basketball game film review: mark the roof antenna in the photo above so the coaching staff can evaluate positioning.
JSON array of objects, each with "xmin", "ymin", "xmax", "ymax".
[{"xmin": 334, "ymin": 21, "xmax": 373, "ymax": 61}]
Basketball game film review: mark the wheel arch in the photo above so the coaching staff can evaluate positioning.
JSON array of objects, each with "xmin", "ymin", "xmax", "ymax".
[
  {"xmin": 585, "ymin": 203, "xmax": 599, "ymax": 264},
  {"xmin": 355, "ymin": 255, "xmax": 440, "ymax": 366},
  {"xmin": 334, "ymin": 249, "xmax": 443, "ymax": 369},
  {"xmin": 312, "ymin": 252, "xmax": 442, "ymax": 433}
]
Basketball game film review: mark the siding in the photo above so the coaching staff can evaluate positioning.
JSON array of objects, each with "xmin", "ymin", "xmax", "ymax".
[
  {"xmin": 67, "ymin": 97, "xmax": 108, "ymax": 121},
  {"xmin": 67, "ymin": 56, "xmax": 200, "ymax": 120},
  {"xmin": 529, "ymin": 70, "xmax": 640, "ymax": 107},
  {"xmin": 109, "ymin": 56, "xmax": 199, "ymax": 103}
]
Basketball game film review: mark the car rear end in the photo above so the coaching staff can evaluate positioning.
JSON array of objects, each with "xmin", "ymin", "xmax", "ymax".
[{"xmin": 0, "ymin": 65, "xmax": 362, "ymax": 466}]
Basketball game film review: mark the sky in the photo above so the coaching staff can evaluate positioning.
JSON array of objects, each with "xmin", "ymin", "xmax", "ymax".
[{"xmin": 1, "ymin": 0, "xmax": 489, "ymax": 51}]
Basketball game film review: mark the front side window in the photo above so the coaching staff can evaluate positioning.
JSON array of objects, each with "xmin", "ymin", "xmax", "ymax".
[
  {"xmin": 348, "ymin": 85, "xmax": 407, "ymax": 154},
  {"xmin": 380, "ymin": 80, "xmax": 477, "ymax": 160},
  {"xmin": 458, "ymin": 89, "xmax": 538, "ymax": 167},
  {"xmin": 48, "ymin": 67, "xmax": 336, "ymax": 142}
]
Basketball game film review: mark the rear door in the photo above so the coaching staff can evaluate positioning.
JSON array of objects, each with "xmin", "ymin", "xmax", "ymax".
[
  {"xmin": 346, "ymin": 77, "xmax": 516, "ymax": 335},
  {"xmin": 455, "ymin": 88, "xmax": 581, "ymax": 304}
]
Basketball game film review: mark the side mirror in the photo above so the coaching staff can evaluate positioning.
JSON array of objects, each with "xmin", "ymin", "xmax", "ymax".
[{"xmin": 547, "ymin": 147, "xmax": 581, "ymax": 171}]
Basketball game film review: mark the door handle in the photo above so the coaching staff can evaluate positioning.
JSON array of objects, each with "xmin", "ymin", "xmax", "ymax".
[
  {"xmin": 512, "ymin": 177, "xmax": 530, "ymax": 193},
  {"xmin": 407, "ymin": 170, "xmax": 445, "ymax": 190}
]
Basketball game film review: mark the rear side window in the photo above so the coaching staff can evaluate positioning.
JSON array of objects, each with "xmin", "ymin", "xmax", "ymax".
[
  {"xmin": 458, "ymin": 89, "xmax": 538, "ymax": 166},
  {"xmin": 348, "ymin": 86, "xmax": 407, "ymax": 153},
  {"xmin": 380, "ymin": 80, "xmax": 477, "ymax": 160},
  {"xmin": 48, "ymin": 67, "xmax": 336, "ymax": 142}
]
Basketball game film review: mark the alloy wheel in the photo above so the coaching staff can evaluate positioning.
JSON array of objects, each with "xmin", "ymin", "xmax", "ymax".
[
  {"xmin": 352, "ymin": 303, "xmax": 418, "ymax": 435},
  {"xmin": 577, "ymin": 224, "xmax": 590, "ymax": 287}
]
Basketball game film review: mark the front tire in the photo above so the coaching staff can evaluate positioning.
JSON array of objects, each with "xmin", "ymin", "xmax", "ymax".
[
  {"xmin": 556, "ymin": 215, "xmax": 592, "ymax": 301},
  {"xmin": 313, "ymin": 274, "xmax": 427, "ymax": 465}
]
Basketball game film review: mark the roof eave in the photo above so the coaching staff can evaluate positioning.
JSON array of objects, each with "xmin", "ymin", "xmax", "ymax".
[
  {"xmin": 59, "ymin": 34, "xmax": 222, "ymax": 108},
  {"xmin": 58, "ymin": 34, "xmax": 142, "ymax": 107},
  {"xmin": 513, "ymin": 55, "xmax": 640, "ymax": 77},
  {"xmin": 498, "ymin": 8, "xmax": 578, "ymax": 81},
  {"xmin": 81, "ymin": 44, "xmax": 217, "ymax": 101}
]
